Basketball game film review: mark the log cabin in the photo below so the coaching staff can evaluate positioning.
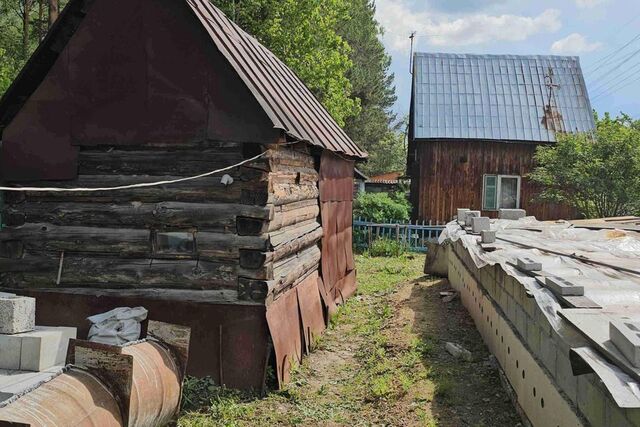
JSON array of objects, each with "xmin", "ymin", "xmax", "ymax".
[
  {"xmin": 0, "ymin": 0, "xmax": 366, "ymax": 389},
  {"xmin": 407, "ymin": 53, "xmax": 595, "ymax": 223}
]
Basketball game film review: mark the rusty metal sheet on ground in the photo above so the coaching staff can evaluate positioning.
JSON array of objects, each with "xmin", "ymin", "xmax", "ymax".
[
  {"xmin": 266, "ymin": 288, "xmax": 303, "ymax": 386},
  {"xmin": 296, "ymin": 271, "xmax": 326, "ymax": 354}
]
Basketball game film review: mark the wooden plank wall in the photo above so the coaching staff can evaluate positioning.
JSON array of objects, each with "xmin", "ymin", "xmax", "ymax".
[
  {"xmin": 409, "ymin": 139, "xmax": 576, "ymax": 223},
  {"xmin": 0, "ymin": 142, "xmax": 323, "ymax": 300}
]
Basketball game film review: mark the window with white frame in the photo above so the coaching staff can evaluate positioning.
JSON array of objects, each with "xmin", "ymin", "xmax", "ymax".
[{"xmin": 482, "ymin": 175, "xmax": 521, "ymax": 211}]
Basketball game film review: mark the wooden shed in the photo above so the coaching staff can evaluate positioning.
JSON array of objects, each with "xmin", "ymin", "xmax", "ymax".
[
  {"xmin": 0, "ymin": 0, "xmax": 366, "ymax": 389},
  {"xmin": 407, "ymin": 53, "xmax": 595, "ymax": 223}
]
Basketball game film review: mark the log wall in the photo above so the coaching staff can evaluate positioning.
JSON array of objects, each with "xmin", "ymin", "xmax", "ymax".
[{"xmin": 0, "ymin": 142, "xmax": 323, "ymax": 303}]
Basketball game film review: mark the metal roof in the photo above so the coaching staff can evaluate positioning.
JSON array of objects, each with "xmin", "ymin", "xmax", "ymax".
[
  {"xmin": 0, "ymin": 0, "xmax": 366, "ymax": 159},
  {"xmin": 186, "ymin": 0, "xmax": 366, "ymax": 158},
  {"xmin": 411, "ymin": 53, "xmax": 595, "ymax": 143}
]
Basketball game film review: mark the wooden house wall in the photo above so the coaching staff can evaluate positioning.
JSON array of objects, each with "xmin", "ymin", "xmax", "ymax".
[
  {"xmin": 0, "ymin": 143, "xmax": 324, "ymax": 303},
  {"xmin": 408, "ymin": 139, "xmax": 575, "ymax": 223}
]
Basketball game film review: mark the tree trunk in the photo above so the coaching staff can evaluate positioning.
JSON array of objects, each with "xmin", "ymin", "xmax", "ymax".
[
  {"xmin": 22, "ymin": 0, "xmax": 33, "ymax": 58},
  {"xmin": 38, "ymin": 0, "xmax": 44, "ymax": 40},
  {"xmin": 48, "ymin": 0, "xmax": 58, "ymax": 28}
]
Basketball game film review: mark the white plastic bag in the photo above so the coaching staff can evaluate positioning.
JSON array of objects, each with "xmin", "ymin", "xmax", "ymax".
[{"xmin": 87, "ymin": 306, "xmax": 148, "ymax": 345}]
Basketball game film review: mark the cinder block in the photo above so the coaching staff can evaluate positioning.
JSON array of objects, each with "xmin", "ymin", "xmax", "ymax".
[
  {"xmin": 464, "ymin": 211, "xmax": 481, "ymax": 226},
  {"xmin": 577, "ymin": 374, "xmax": 606, "ymax": 426},
  {"xmin": 471, "ymin": 216, "xmax": 490, "ymax": 233},
  {"xmin": 610, "ymin": 320, "xmax": 640, "ymax": 367},
  {"xmin": 481, "ymin": 229, "xmax": 496, "ymax": 243},
  {"xmin": 457, "ymin": 208, "xmax": 470, "ymax": 224},
  {"xmin": 517, "ymin": 257, "xmax": 542, "ymax": 272},
  {"xmin": 0, "ymin": 326, "xmax": 76, "ymax": 372},
  {"xmin": 499, "ymin": 208, "xmax": 526, "ymax": 220},
  {"xmin": 0, "ymin": 335, "xmax": 22, "ymax": 370},
  {"xmin": 0, "ymin": 295, "xmax": 35, "ymax": 335},
  {"xmin": 545, "ymin": 276, "xmax": 585, "ymax": 296}
]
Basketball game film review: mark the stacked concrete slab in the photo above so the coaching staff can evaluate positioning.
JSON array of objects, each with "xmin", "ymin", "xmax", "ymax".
[{"xmin": 448, "ymin": 239, "xmax": 640, "ymax": 427}]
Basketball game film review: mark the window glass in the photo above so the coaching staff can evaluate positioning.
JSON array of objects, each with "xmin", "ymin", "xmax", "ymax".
[
  {"xmin": 155, "ymin": 232, "xmax": 195, "ymax": 254},
  {"xmin": 483, "ymin": 175, "xmax": 498, "ymax": 210},
  {"xmin": 500, "ymin": 177, "xmax": 519, "ymax": 209}
]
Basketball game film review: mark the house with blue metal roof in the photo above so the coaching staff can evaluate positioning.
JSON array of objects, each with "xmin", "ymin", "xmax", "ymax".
[{"xmin": 407, "ymin": 52, "xmax": 595, "ymax": 222}]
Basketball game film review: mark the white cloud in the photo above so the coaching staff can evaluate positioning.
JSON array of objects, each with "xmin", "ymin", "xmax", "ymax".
[
  {"xmin": 550, "ymin": 33, "xmax": 602, "ymax": 54},
  {"xmin": 375, "ymin": 0, "xmax": 562, "ymax": 52},
  {"xmin": 574, "ymin": 0, "xmax": 607, "ymax": 8}
]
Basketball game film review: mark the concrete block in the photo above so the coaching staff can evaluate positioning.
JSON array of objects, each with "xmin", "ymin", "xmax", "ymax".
[
  {"xmin": 516, "ymin": 257, "xmax": 542, "ymax": 272},
  {"xmin": 577, "ymin": 374, "xmax": 606, "ymax": 427},
  {"xmin": 504, "ymin": 275, "xmax": 515, "ymax": 296},
  {"xmin": 464, "ymin": 211, "xmax": 480, "ymax": 226},
  {"xmin": 481, "ymin": 229, "xmax": 496, "ymax": 243},
  {"xmin": 471, "ymin": 216, "xmax": 490, "ymax": 233},
  {"xmin": 0, "ymin": 326, "xmax": 76, "ymax": 372},
  {"xmin": 610, "ymin": 320, "xmax": 640, "ymax": 367},
  {"xmin": 545, "ymin": 276, "xmax": 585, "ymax": 296},
  {"xmin": 0, "ymin": 335, "xmax": 22, "ymax": 370},
  {"xmin": 0, "ymin": 295, "xmax": 35, "ymax": 335},
  {"xmin": 555, "ymin": 351, "xmax": 578, "ymax": 404},
  {"xmin": 499, "ymin": 208, "xmax": 526, "ymax": 220},
  {"xmin": 457, "ymin": 208, "xmax": 470, "ymax": 224},
  {"xmin": 506, "ymin": 294, "xmax": 517, "ymax": 325}
]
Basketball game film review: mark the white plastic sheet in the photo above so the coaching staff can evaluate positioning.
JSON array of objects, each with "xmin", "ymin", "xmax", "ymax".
[{"xmin": 87, "ymin": 307, "xmax": 148, "ymax": 345}]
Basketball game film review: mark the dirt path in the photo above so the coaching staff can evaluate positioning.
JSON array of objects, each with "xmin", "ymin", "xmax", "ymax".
[{"xmin": 178, "ymin": 255, "xmax": 521, "ymax": 426}]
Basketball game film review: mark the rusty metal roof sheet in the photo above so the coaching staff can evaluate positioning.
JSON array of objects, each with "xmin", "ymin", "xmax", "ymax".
[
  {"xmin": 185, "ymin": 0, "xmax": 366, "ymax": 159},
  {"xmin": 0, "ymin": 0, "xmax": 366, "ymax": 159}
]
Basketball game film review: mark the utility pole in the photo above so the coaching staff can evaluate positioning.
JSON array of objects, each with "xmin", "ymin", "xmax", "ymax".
[{"xmin": 409, "ymin": 31, "xmax": 416, "ymax": 74}]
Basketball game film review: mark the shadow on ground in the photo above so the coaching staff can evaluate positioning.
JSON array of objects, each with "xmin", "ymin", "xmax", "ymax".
[{"xmin": 402, "ymin": 277, "xmax": 521, "ymax": 426}]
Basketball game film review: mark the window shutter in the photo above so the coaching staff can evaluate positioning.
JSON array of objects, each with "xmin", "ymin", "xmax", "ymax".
[{"xmin": 483, "ymin": 175, "xmax": 498, "ymax": 210}]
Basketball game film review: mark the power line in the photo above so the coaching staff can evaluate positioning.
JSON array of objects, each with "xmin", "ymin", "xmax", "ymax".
[
  {"xmin": 592, "ymin": 73, "xmax": 640, "ymax": 101},
  {"xmin": 589, "ymin": 58, "xmax": 640, "ymax": 96},
  {"xmin": 584, "ymin": 31, "xmax": 640, "ymax": 74},
  {"xmin": 586, "ymin": 45, "xmax": 640, "ymax": 87}
]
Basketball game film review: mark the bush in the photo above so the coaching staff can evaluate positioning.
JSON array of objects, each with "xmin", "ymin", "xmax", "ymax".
[
  {"xmin": 368, "ymin": 238, "xmax": 405, "ymax": 257},
  {"xmin": 354, "ymin": 192, "xmax": 410, "ymax": 223}
]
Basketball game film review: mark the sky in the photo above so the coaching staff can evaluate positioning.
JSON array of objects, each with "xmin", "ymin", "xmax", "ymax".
[{"xmin": 374, "ymin": 0, "xmax": 640, "ymax": 120}]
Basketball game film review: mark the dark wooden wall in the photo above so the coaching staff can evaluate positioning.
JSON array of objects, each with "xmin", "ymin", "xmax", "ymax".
[{"xmin": 408, "ymin": 139, "xmax": 575, "ymax": 223}]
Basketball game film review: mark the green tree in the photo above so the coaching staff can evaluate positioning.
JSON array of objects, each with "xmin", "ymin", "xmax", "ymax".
[
  {"xmin": 529, "ymin": 112, "xmax": 640, "ymax": 218},
  {"xmin": 337, "ymin": 0, "xmax": 398, "ymax": 166},
  {"xmin": 354, "ymin": 191, "xmax": 410, "ymax": 222},
  {"xmin": 213, "ymin": 0, "xmax": 360, "ymax": 126}
]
